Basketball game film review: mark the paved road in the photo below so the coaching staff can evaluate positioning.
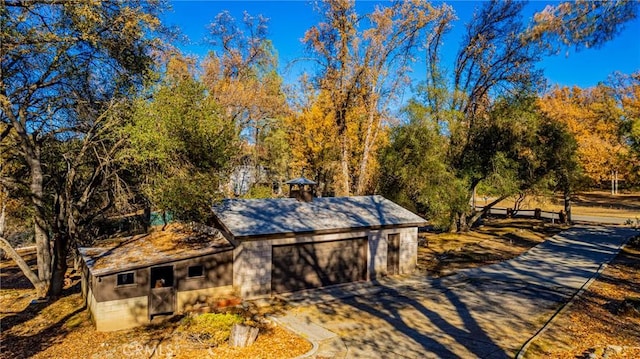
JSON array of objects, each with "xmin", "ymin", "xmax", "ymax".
[{"xmin": 277, "ymin": 225, "xmax": 637, "ymax": 359}]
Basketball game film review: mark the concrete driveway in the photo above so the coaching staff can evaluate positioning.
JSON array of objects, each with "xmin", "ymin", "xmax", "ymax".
[{"xmin": 275, "ymin": 225, "xmax": 637, "ymax": 359}]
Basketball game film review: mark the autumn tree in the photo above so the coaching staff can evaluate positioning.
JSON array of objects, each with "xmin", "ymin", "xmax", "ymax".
[
  {"xmin": 285, "ymin": 86, "xmax": 341, "ymax": 195},
  {"xmin": 126, "ymin": 55, "xmax": 238, "ymax": 222},
  {"xmin": 302, "ymin": 0, "xmax": 454, "ymax": 195},
  {"xmin": 538, "ymin": 85, "xmax": 630, "ymax": 187},
  {"xmin": 0, "ymin": 0, "xmax": 161, "ymax": 296},
  {"xmin": 610, "ymin": 71, "xmax": 640, "ymax": 185},
  {"xmin": 202, "ymin": 11, "xmax": 288, "ymax": 192}
]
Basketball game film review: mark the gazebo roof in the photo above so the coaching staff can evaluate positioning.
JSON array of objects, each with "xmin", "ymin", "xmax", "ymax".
[{"xmin": 285, "ymin": 176, "xmax": 317, "ymax": 185}]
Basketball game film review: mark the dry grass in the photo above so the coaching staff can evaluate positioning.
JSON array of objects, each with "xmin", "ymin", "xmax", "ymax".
[
  {"xmin": 489, "ymin": 191, "xmax": 640, "ymax": 219},
  {"xmin": 525, "ymin": 236, "xmax": 640, "ymax": 359},
  {"xmin": 417, "ymin": 218, "xmax": 567, "ymax": 276}
]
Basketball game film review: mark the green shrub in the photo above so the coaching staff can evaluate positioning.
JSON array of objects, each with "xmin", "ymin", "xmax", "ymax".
[
  {"xmin": 179, "ymin": 312, "xmax": 243, "ymax": 346},
  {"xmin": 244, "ymin": 184, "xmax": 274, "ymax": 199}
]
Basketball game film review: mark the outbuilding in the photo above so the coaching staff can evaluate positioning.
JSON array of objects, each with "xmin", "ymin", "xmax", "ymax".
[
  {"xmin": 78, "ymin": 224, "xmax": 235, "ymax": 331},
  {"xmin": 211, "ymin": 193, "xmax": 427, "ymax": 299},
  {"xmin": 79, "ymin": 184, "xmax": 426, "ymax": 331}
]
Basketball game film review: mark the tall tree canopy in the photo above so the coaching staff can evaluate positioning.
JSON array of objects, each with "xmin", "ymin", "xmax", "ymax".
[
  {"xmin": 381, "ymin": 0, "xmax": 637, "ymax": 230},
  {"xmin": 610, "ymin": 71, "xmax": 640, "ymax": 184},
  {"xmin": 526, "ymin": 0, "xmax": 638, "ymax": 53},
  {"xmin": 421, "ymin": 0, "xmax": 548, "ymax": 230},
  {"xmin": 301, "ymin": 0, "xmax": 454, "ymax": 196},
  {"xmin": 538, "ymin": 85, "xmax": 630, "ymax": 186},
  {"xmin": 203, "ymin": 11, "xmax": 289, "ymax": 189},
  {"xmin": 126, "ymin": 55, "xmax": 238, "ymax": 222},
  {"xmin": 0, "ymin": 0, "xmax": 162, "ymax": 295}
]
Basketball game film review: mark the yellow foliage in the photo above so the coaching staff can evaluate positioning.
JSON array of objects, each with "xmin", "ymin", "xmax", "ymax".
[
  {"xmin": 284, "ymin": 91, "xmax": 339, "ymax": 177},
  {"xmin": 538, "ymin": 85, "xmax": 629, "ymax": 184}
]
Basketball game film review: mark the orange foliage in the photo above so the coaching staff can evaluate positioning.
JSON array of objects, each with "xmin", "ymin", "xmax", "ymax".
[{"xmin": 538, "ymin": 85, "xmax": 629, "ymax": 184}]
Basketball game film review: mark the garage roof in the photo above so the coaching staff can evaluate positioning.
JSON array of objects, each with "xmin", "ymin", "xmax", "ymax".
[{"xmin": 212, "ymin": 195, "xmax": 427, "ymax": 240}]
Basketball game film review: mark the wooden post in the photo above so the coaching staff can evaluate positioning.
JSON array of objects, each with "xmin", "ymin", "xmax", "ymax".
[
  {"xmin": 534, "ymin": 208, "xmax": 541, "ymax": 220},
  {"xmin": 472, "ymin": 187, "xmax": 476, "ymax": 210}
]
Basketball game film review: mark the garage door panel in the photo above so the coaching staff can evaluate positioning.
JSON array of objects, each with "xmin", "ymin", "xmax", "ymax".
[{"xmin": 272, "ymin": 238, "xmax": 367, "ymax": 294}]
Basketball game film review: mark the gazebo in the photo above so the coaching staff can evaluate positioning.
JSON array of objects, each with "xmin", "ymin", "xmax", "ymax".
[{"xmin": 285, "ymin": 176, "xmax": 317, "ymax": 202}]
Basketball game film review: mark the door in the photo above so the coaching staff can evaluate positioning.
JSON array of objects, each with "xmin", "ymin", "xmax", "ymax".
[
  {"xmin": 387, "ymin": 234, "xmax": 400, "ymax": 275},
  {"xmin": 271, "ymin": 238, "xmax": 368, "ymax": 294},
  {"xmin": 149, "ymin": 265, "xmax": 175, "ymax": 317}
]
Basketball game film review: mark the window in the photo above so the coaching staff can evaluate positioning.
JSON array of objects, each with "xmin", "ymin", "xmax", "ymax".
[
  {"xmin": 116, "ymin": 272, "xmax": 135, "ymax": 286},
  {"xmin": 187, "ymin": 265, "xmax": 204, "ymax": 278}
]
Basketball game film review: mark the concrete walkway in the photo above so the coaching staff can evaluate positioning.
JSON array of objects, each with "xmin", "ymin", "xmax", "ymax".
[{"xmin": 275, "ymin": 225, "xmax": 637, "ymax": 359}]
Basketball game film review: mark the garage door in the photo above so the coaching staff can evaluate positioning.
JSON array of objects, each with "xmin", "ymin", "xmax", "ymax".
[{"xmin": 271, "ymin": 238, "xmax": 368, "ymax": 294}]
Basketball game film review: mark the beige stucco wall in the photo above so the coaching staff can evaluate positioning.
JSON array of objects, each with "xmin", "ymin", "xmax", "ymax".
[
  {"xmin": 399, "ymin": 227, "xmax": 418, "ymax": 274},
  {"xmin": 234, "ymin": 226, "xmax": 419, "ymax": 299},
  {"xmin": 233, "ymin": 240, "xmax": 272, "ymax": 299},
  {"xmin": 87, "ymin": 286, "xmax": 149, "ymax": 332}
]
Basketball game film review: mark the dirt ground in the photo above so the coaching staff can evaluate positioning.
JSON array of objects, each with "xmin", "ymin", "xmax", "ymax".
[{"xmin": 417, "ymin": 218, "xmax": 567, "ymax": 276}]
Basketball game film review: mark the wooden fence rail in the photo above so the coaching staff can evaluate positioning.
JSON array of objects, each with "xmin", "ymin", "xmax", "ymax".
[{"xmin": 474, "ymin": 206, "xmax": 637, "ymax": 226}]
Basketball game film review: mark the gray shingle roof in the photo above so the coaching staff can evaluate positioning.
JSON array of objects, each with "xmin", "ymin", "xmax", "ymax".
[{"xmin": 212, "ymin": 195, "xmax": 426, "ymax": 239}]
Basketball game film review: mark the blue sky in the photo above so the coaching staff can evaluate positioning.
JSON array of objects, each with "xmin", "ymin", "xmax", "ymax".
[{"xmin": 162, "ymin": 0, "xmax": 640, "ymax": 90}]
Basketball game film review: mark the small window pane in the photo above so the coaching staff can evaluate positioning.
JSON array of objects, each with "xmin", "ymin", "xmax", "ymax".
[
  {"xmin": 117, "ymin": 272, "xmax": 135, "ymax": 286},
  {"xmin": 188, "ymin": 265, "xmax": 204, "ymax": 278}
]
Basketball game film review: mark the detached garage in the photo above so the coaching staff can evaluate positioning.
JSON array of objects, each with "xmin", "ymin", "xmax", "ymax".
[{"xmin": 212, "ymin": 193, "xmax": 427, "ymax": 299}]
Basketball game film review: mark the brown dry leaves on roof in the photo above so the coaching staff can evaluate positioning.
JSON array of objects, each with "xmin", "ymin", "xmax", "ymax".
[{"xmin": 85, "ymin": 223, "xmax": 232, "ymax": 274}]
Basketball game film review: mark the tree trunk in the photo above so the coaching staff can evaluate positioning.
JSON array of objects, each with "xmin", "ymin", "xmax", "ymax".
[
  {"xmin": 48, "ymin": 232, "xmax": 69, "ymax": 297},
  {"xmin": 0, "ymin": 190, "xmax": 6, "ymax": 235},
  {"xmin": 339, "ymin": 133, "xmax": 350, "ymax": 196},
  {"xmin": 355, "ymin": 90, "xmax": 379, "ymax": 196},
  {"xmin": 29, "ymin": 153, "xmax": 52, "ymax": 285},
  {"xmin": 563, "ymin": 186, "xmax": 572, "ymax": 224},
  {"xmin": 0, "ymin": 236, "xmax": 48, "ymax": 297},
  {"xmin": 355, "ymin": 127, "xmax": 373, "ymax": 195},
  {"xmin": 611, "ymin": 170, "xmax": 614, "ymax": 195},
  {"xmin": 467, "ymin": 194, "xmax": 510, "ymax": 228},
  {"xmin": 448, "ymin": 213, "xmax": 458, "ymax": 233},
  {"xmin": 458, "ymin": 212, "xmax": 468, "ymax": 232}
]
